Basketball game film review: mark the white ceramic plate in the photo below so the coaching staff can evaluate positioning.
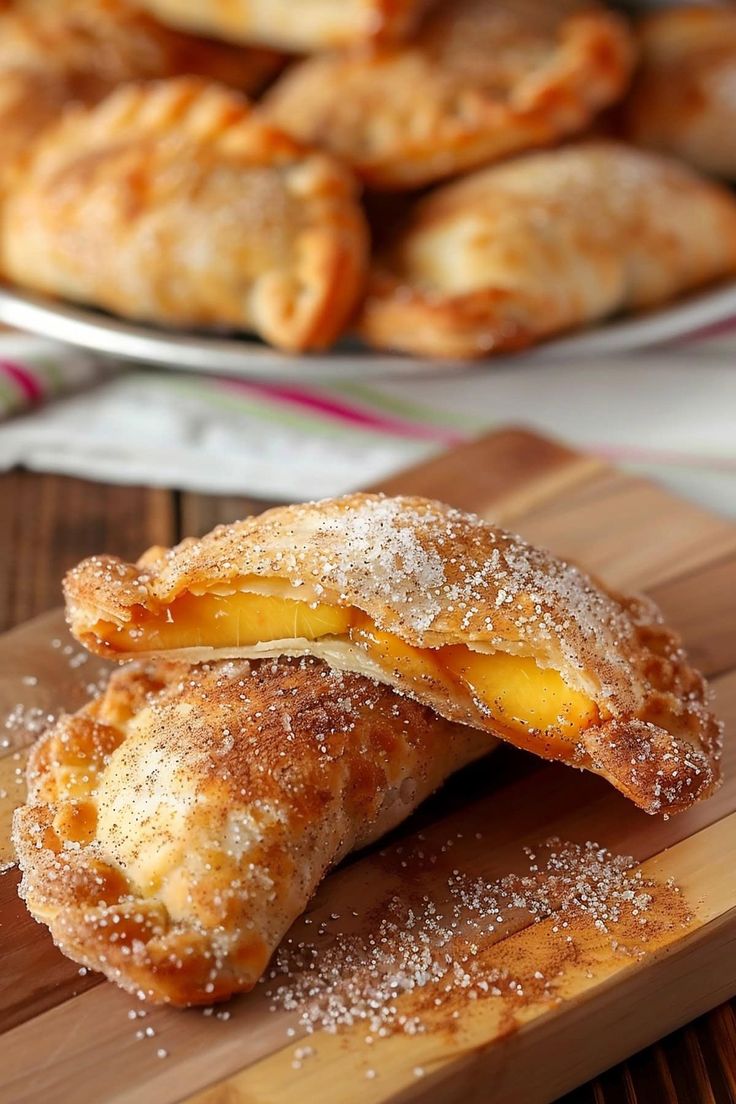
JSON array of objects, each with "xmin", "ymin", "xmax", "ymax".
[{"xmin": 1, "ymin": 280, "xmax": 734, "ymax": 382}]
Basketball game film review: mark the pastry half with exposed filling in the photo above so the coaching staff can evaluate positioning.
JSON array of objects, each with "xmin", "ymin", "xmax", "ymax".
[
  {"xmin": 0, "ymin": 78, "xmax": 368, "ymax": 353},
  {"xmin": 64, "ymin": 493, "xmax": 723, "ymax": 815},
  {"xmin": 13, "ymin": 656, "xmax": 493, "ymax": 1004},
  {"xmin": 357, "ymin": 142, "xmax": 736, "ymax": 359},
  {"xmin": 263, "ymin": 0, "xmax": 635, "ymax": 190}
]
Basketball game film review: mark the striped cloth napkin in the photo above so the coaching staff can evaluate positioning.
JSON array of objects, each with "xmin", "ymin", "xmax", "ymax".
[
  {"xmin": 0, "ymin": 335, "xmax": 115, "ymax": 412},
  {"xmin": 0, "ymin": 331, "xmax": 734, "ymax": 515}
]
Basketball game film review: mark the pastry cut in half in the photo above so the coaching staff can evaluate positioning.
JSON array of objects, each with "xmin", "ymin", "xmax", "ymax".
[
  {"xmin": 13, "ymin": 657, "xmax": 493, "ymax": 1004},
  {"xmin": 64, "ymin": 493, "xmax": 723, "ymax": 816},
  {"xmin": 357, "ymin": 141, "xmax": 736, "ymax": 359},
  {"xmin": 621, "ymin": 5, "xmax": 736, "ymax": 180},
  {"xmin": 0, "ymin": 78, "xmax": 368, "ymax": 353},
  {"xmin": 263, "ymin": 0, "xmax": 635, "ymax": 190},
  {"xmin": 135, "ymin": 0, "xmax": 428, "ymax": 53}
]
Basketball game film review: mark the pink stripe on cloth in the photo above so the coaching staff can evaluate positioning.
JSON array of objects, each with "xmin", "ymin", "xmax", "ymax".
[
  {"xmin": 673, "ymin": 315, "xmax": 736, "ymax": 343},
  {"xmin": 220, "ymin": 377, "xmax": 466, "ymax": 447},
  {"xmin": 0, "ymin": 359, "xmax": 45, "ymax": 404}
]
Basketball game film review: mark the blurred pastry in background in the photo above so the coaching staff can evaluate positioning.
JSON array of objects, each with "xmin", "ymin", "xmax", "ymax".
[
  {"xmin": 621, "ymin": 5, "xmax": 736, "ymax": 181},
  {"xmin": 0, "ymin": 0, "xmax": 283, "ymax": 189},
  {"xmin": 263, "ymin": 0, "xmax": 636, "ymax": 190},
  {"xmin": 0, "ymin": 79, "xmax": 368, "ymax": 353},
  {"xmin": 135, "ymin": 0, "xmax": 429, "ymax": 53},
  {"xmin": 358, "ymin": 141, "xmax": 736, "ymax": 358},
  {"xmin": 0, "ymin": 69, "xmax": 72, "ymax": 191},
  {"xmin": 0, "ymin": 0, "xmax": 284, "ymax": 98},
  {"xmin": 0, "ymin": 0, "xmax": 283, "ymax": 97}
]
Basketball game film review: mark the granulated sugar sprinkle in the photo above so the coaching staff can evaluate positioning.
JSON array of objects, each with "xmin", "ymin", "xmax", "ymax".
[
  {"xmin": 265, "ymin": 839, "xmax": 687, "ymax": 1038},
  {"xmin": 3, "ymin": 638, "xmax": 109, "ymax": 746}
]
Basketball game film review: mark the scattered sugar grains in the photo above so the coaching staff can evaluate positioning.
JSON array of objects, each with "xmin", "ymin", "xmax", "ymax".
[
  {"xmin": 3, "ymin": 639, "xmax": 108, "ymax": 746},
  {"xmin": 266, "ymin": 839, "xmax": 690, "ymax": 1038}
]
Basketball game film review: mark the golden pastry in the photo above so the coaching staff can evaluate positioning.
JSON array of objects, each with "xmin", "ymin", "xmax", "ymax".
[
  {"xmin": 135, "ymin": 0, "xmax": 428, "ymax": 53},
  {"xmin": 1, "ymin": 78, "xmax": 368, "ymax": 353},
  {"xmin": 0, "ymin": 0, "xmax": 282, "ymax": 98},
  {"xmin": 0, "ymin": 0, "xmax": 283, "ymax": 188},
  {"xmin": 357, "ymin": 141, "xmax": 736, "ymax": 359},
  {"xmin": 263, "ymin": 0, "xmax": 635, "ymax": 190},
  {"xmin": 0, "ymin": 69, "xmax": 69, "ymax": 191},
  {"xmin": 64, "ymin": 493, "xmax": 722, "ymax": 815},
  {"xmin": 13, "ymin": 657, "xmax": 493, "ymax": 1004},
  {"xmin": 622, "ymin": 6, "xmax": 736, "ymax": 180}
]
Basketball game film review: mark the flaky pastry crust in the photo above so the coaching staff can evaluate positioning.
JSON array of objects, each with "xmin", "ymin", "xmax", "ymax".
[
  {"xmin": 13, "ymin": 657, "xmax": 492, "ymax": 1004},
  {"xmin": 135, "ymin": 0, "xmax": 428, "ymax": 53},
  {"xmin": 64, "ymin": 493, "xmax": 722, "ymax": 815},
  {"xmin": 0, "ymin": 78, "xmax": 368, "ymax": 352},
  {"xmin": 264, "ymin": 0, "xmax": 635, "ymax": 190},
  {"xmin": 358, "ymin": 141, "xmax": 736, "ymax": 359},
  {"xmin": 0, "ymin": 0, "xmax": 283, "ymax": 189},
  {"xmin": 621, "ymin": 6, "xmax": 736, "ymax": 180}
]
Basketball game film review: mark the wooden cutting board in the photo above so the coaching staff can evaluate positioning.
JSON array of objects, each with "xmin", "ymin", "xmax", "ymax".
[{"xmin": 0, "ymin": 428, "xmax": 735, "ymax": 1104}]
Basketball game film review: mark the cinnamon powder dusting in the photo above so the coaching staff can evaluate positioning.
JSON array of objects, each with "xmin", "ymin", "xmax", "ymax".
[{"xmin": 265, "ymin": 837, "xmax": 693, "ymax": 1039}]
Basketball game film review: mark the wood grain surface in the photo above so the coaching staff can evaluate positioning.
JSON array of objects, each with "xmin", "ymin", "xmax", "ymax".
[{"xmin": 0, "ymin": 427, "xmax": 734, "ymax": 1104}]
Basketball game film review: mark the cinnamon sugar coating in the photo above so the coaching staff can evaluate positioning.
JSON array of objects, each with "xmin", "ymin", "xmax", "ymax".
[
  {"xmin": 64, "ymin": 493, "xmax": 723, "ymax": 814},
  {"xmin": 13, "ymin": 657, "xmax": 492, "ymax": 1004}
]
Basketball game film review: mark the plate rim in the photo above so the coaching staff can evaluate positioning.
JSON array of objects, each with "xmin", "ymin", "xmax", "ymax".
[{"xmin": 0, "ymin": 280, "xmax": 734, "ymax": 381}]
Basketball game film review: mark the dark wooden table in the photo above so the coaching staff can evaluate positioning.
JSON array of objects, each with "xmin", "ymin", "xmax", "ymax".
[{"xmin": 2, "ymin": 468, "xmax": 735, "ymax": 1104}]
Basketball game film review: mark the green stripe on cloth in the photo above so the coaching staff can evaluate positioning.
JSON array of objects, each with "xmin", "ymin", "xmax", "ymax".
[
  {"xmin": 0, "ymin": 375, "xmax": 19, "ymax": 410},
  {"xmin": 159, "ymin": 374, "xmax": 429, "ymax": 447},
  {"xmin": 34, "ymin": 357, "xmax": 65, "ymax": 393},
  {"xmin": 330, "ymin": 381, "xmax": 485, "ymax": 432}
]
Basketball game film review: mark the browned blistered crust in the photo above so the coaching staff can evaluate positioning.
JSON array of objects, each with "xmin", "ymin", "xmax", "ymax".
[
  {"xmin": 621, "ymin": 6, "xmax": 736, "ymax": 180},
  {"xmin": 0, "ymin": 0, "xmax": 283, "ymax": 189},
  {"xmin": 358, "ymin": 141, "xmax": 736, "ymax": 359},
  {"xmin": 13, "ymin": 656, "xmax": 492, "ymax": 1004},
  {"xmin": 263, "ymin": 0, "xmax": 636, "ymax": 190},
  {"xmin": 0, "ymin": 78, "xmax": 368, "ymax": 352},
  {"xmin": 135, "ymin": 0, "xmax": 429, "ymax": 53},
  {"xmin": 64, "ymin": 493, "xmax": 723, "ymax": 815}
]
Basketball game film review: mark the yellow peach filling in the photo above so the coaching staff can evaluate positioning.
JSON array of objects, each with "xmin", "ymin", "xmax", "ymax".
[
  {"xmin": 91, "ymin": 589, "xmax": 598, "ymax": 750},
  {"xmin": 351, "ymin": 617, "xmax": 597, "ymax": 756},
  {"xmin": 97, "ymin": 590, "xmax": 354, "ymax": 651}
]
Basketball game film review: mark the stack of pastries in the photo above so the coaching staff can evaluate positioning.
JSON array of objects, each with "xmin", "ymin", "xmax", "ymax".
[
  {"xmin": 1, "ymin": 0, "xmax": 736, "ymax": 357},
  {"xmin": 13, "ymin": 495, "xmax": 722, "ymax": 1003}
]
